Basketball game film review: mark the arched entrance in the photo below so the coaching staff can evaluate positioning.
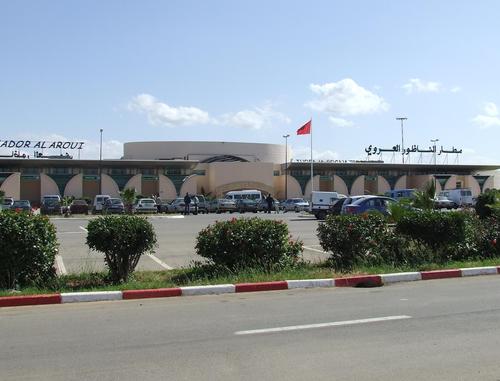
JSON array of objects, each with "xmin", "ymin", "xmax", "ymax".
[{"xmin": 215, "ymin": 181, "xmax": 274, "ymax": 198}]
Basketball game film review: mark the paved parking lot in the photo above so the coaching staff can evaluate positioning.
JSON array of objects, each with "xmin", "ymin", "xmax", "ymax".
[{"xmin": 52, "ymin": 212, "xmax": 327, "ymax": 274}]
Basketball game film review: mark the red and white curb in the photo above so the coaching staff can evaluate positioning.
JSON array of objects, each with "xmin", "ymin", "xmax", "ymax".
[{"xmin": 1, "ymin": 266, "xmax": 499, "ymax": 308}]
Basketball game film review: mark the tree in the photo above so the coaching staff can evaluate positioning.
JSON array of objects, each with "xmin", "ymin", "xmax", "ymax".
[
  {"xmin": 413, "ymin": 181, "xmax": 436, "ymax": 210},
  {"xmin": 120, "ymin": 188, "xmax": 136, "ymax": 214},
  {"xmin": 0, "ymin": 190, "xmax": 4, "ymax": 208}
]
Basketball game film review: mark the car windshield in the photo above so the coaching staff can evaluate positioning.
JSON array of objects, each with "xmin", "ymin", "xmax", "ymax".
[
  {"xmin": 141, "ymin": 199, "xmax": 154, "ymax": 204},
  {"xmin": 291, "ymin": 199, "xmax": 305, "ymax": 203},
  {"xmin": 109, "ymin": 199, "xmax": 122, "ymax": 204},
  {"xmin": 13, "ymin": 200, "xmax": 29, "ymax": 206},
  {"xmin": 73, "ymin": 200, "xmax": 87, "ymax": 205}
]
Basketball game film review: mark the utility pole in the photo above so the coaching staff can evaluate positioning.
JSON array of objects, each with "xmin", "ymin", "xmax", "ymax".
[
  {"xmin": 99, "ymin": 129, "xmax": 103, "ymax": 194},
  {"xmin": 282, "ymin": 134, "xmax": 290, "ymax": 200},
  {"xmin": 396, "ymin": 117, "xmax": 407, "ymax": 164},
  {"xmin": 431, "ymin": 138, "xmax": 439, "ymax": 192}
]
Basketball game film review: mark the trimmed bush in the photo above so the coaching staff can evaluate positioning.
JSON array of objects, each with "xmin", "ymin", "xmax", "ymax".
[
  {"xmin": 86, "ymin": 215, "xmax": 157, "ymax": 283},
  {"xmin": 475, "ymin": 189, "xmax": 500, "ymax": 219},
  {"xmin": 0, "ymin": 211, "xmax": 58, "ymax": 289},
  {"xmin": 195, "ymin": 217, "xmax": 303, "ymax": 272},
  {"xmin": 317, "ymin": 214, "xmax": 389, "ymax": 271}
]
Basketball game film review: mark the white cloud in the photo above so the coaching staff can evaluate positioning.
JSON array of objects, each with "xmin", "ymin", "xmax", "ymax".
[
  {"xmin": 291, "ymin": 146, "xmax": 339, "ymax": 161},
  {"xmin": 402, "ymin": 78, "xmax": 442, "ymax": 94},
  {"xmin": 450, "ymin": 86, "xmax": 462, "ymax": 93},
  {"xmin": 471, "ymin": 102, "xmax": 500, "ymax": 129},
  {"xmin": 328, "ymin": 117, "xmax": 354, "ymax": 127},
  {"xmin": 128, "ymin": 93, "xmax": 211, "ymax": 127},
  {"xmin": 306, "ymin": 78, "xmax": 389, "ymax": 116},
  {"xmin": 221, "ymin": 104, "xmax": 290, "ymax": 130},
  {"xmin": 0, "ymin": 133, "xmax": 123, "ymax": 160}
]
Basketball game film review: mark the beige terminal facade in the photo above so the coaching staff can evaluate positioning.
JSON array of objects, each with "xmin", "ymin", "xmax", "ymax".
[{"xmin": 1, "ymin": 141, "xmax": 499, "ymax": 205}]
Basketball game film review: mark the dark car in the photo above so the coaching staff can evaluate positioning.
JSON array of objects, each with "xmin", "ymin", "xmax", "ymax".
[
  {"xmin": 69, "ymin": 199, "xmax": 89, "ymax": 215},
  {"xmin": 328, "ymin": 198, "xmax": 348, "ymax": 216},
  {"xmin": 343, "ymin": 196, "xmax": 396, "ymax": 215},
  {"xmin": 236, "ymin": 198, "xmax": 259, "ymax": 213},
  {"xmin": 103, "ymin": 198, "xmax": 125, "ymax": 214},
  {"xmin": 40, "ymin": 198, "xmax": 62, "ymax": 215},
  {"xmin": 12, "ymin": 200, "xmax": 32, "ymax": 214}
]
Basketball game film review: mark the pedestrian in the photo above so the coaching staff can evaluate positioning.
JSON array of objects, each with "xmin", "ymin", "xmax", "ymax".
[
  {"xmin": 266, "ymin": 194, "xmax": 274, "ymax": 214},
  {"xmin": 184, "ymin": 192, "xmax": 191, "ymax": 215}
]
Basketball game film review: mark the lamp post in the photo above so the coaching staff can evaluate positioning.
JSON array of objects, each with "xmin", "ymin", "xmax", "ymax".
[
  {"xmin": 283, "ymin": 134, "xmax": 290, "ymax": 200},
  {"xmin": 99, "ymin": 129, "xmax": 103, "ymax": 194},
  {"xmin": 431, "ymin": 138, "xmax": 439, "ymax": 192},
  {"xmin": 396, "ymin": 117, "xmax": 407, "ymax": 164}
]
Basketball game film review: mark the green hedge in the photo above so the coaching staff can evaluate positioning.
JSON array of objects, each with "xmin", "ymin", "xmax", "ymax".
[
  {"xmin": 86, "ymin": 215, "xmax": 157, "ymax": 283},
  {"xmin": 0, "ymin": 211, "xmax": 58, "ymax": 289},
  {"xmin": 196, "ymin": 217, "xmax": 303, "ymax": 272}
]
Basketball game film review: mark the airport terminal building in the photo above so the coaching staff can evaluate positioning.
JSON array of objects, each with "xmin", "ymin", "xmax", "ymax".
[{"xmin": 0, "ymin": 141, "xmax": 498, "ymax": 205}]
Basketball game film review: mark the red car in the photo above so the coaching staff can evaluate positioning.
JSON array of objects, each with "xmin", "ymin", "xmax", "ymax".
[{"xmin": 69, "ymin": 200, "xmax": 89, "ymax": 215}]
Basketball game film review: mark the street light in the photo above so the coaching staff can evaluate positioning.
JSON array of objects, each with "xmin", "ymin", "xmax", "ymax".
[
  {"xmin": 431, "ymin": 138, "xmax": 439, "ymax": 192},
  {"xmin": 396, "ymin": 117, "xmax": 407, "ymax": 164},
  {"xmin": 99, "ymin": 129, "xmax": 103, "ymax": 194},
  {"xmin": 283, "ymin": 134, "xmax": 290, "ymax": 200}
]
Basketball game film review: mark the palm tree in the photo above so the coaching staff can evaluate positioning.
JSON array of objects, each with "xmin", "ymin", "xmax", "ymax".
[
  {"xmin": 413, "ymin": 181, "xmax": 436, "ymax": 210},
  {"xmin": 121, "ymin": 188, "xmax": 136, "ymax": 214}
]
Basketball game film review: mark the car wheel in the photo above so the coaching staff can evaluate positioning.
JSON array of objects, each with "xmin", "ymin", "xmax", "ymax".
[
  {"xmin": 294, "ymin": 207, "xmax": 299, "ymax": 212},
  {"xmin": 317, "ymin": 211, "xmax": 326, "ymax": 220}
]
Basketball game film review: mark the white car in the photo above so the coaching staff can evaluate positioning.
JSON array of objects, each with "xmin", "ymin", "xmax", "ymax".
[
  {"xmin": 133, "ymin": 198, "xmax": 158, "ymax": 214},
  {"xmin": 281, "ymin": 198, "xmax": 310, "ymax": 212}
]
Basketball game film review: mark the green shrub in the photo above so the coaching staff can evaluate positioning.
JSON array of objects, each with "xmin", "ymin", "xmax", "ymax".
[
  {"xmin": 317, "ymin": 214, "xmax": 389, "ymax": 272},
  {"xmin": 0, "ymin": 211, "xmax": 58, "ymax": 289},
  {"xmin": 195, "ymin": 217, "xmax": 303, "ymax": 272},
  {"xmin": 475, "ymin": 189, "xmax": 500, "ymax": 219},
  {"xmin": 86, "ymin": 215, "xmax": 157, "ymax": 283}
]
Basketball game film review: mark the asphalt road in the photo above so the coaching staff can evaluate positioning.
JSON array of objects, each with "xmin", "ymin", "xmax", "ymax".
[
  {"xmin": 52, "ymin": 212, "xmax": 326, "ymax": 274},
  {"xmin": 2, "ymin": 276, "xmax": 500, "ymax": 380}
]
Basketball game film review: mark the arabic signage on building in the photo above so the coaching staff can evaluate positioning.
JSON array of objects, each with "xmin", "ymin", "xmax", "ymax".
[
  {"xmin": 364, "ymin": 144, "xmax": 462, "ymax": 156},
  {"xmin": 0, "ymin": 140, "xmax": 85, "ymax": 150}
]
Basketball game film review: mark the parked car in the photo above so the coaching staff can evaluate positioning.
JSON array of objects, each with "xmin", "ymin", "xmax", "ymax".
[
  {"xmin": 339, "ymin": 196, "xmax": 367, "ymax": 215},
  {"xmin": 194, "ymin": 195, "xmax": 209, "ymax": 214},
  {"xmin": 257, "ymin": 198, "xmax": 280, "ymax": 213},
  {"xmin": 12, "ymin": 200, "xmax": 32, "ymax": 214},
  {"xmin": 438, "ymin": 189, "xmax": 473, "ymax": 207},
  {"xmin": 236, "ymin": 198, "xmax": 259, "ymax": 213},
  {"xmin": 2, "ymin": 197, "xmax": 14, "ymax": 210},
  {"xmin": 103, "ymin": 198, "xmax": 125, "ymax": 214},
  {"xmin": 328, "ymin": 198, "xmax": 348, "ymax": 216},
  {"xmin": 209, "ymin": 198, "xmax": 236, "ymax": 213},
  {"xmin": 168, "ymin": 197, "xmax": 198, "ymax": 214},
  {"xmin": 155, "ymin": 198, "xmax": 172, "ymax": 213},
  {"xmin": 92, "ymin": 195, "xmax": 111, "ymax": 214},
  {"xmin": 134, "ymin": 198, "xmax": 158, "ymax": 214},
  {"xmin": 69, "ymin": 199, "xmax": 89, "ymax": 215},
  {"xmin": 343, "ymin": 196, "xmax": 396, "ymax": 215},
  {"xmin": 40, "ymin": 198, "xmax": 62, "ymax": 215},
  {"xmin": 434, "ymin": 195, "xmax": 457, "ymax": 209},
  {"xmin": 281, "ymin": 198, "xmax": 310, "ymax": 212}
]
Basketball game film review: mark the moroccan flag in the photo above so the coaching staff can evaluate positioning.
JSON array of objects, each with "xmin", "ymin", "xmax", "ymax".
[{"xmin": 297, "ymin": 120, "xmax": 311, "ymax": 135}]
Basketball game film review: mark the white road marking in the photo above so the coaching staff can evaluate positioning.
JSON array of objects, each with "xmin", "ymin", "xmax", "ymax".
[
  {"xmin": 303, "ymin": 245, "xmax": 328, "ymax": 254},
  {"xmin": 79, "ymin": 226, "xmax": 88, "ymax": 233},
  {"xmin": 59, "ymin": 231, "xmax": 85, "ymax": 234},
  {"xmin": 147, "ymin": 254, "xmax": 173, "ymax": 270},
  {"xmin": 55, "ymin": 255, "xmax": 67, "ymax": 275},
  {"xmin": 234, "ymin": 315, "xmax": 412, "ymax": 335}
]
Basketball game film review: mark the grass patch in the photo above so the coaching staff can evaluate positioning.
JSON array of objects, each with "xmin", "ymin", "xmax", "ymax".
[{"xmin": 1, "ymin": 258, "xmax": 499, "ymax": 297}]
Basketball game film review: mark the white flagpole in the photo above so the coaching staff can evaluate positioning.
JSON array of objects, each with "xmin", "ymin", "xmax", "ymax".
[{"xmin": 310, "ymin": 118, "xmax": 313, "ymax": 196}]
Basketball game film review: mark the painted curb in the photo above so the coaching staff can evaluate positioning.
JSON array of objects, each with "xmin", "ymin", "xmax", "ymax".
[
  {"xmin": 61, "ymin": 291, "xmax": 123, "ymax": 303},
  {"xmin": 381, "ymin": 272, "xmax": 422, "ymax": 283},
  {"xmin": 2, "ymin": 264, "xmax": 500, "ymax": 308},
  {"xmin": 181, "ymin": 284, "xmax": 235, "ymax": 296},
  {"xmin": 286, "ymin": 279, "xmax": 334, "ymax": 289},
  {"xmin": 0, "ymin": 294, "xmax": 61, "ymax": 308}
]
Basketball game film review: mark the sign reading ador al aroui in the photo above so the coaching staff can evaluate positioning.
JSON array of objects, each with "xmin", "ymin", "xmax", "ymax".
[{"xmin": 0, "ymin": 140, "xmax": 85, "ymax": 149}]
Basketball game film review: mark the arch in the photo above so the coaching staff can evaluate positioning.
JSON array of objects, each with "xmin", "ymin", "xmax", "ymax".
[
  {"xmin": 0, "ymin": 172, "xmax": 20, "ymax": 199},
  {"xmin": 444, "ymin": 175, "xmax": 458, "ymax": 190},
  {"xmin": 124, "ymin": 174, "xmax": 142, "ymax": 194},
  {"xmin": 286, "ymin": 175, "xmax": 304, "ymax": 198},
  {"xmin": 215, "ymin": 181, "xmax": 274, "ymax": 198},
  {"xmin": 159, "ymin": 174, "xmax": 177, "ymax": 199},
  {"xmin": 200, "ymin": 155, "xmax": 248, "ymax": 163},
  {"xmin": 377, "ymin": 176, "xmax": 391, "ymax": 195},
  {"xmin": 304, "ymin": 175, "xmax": 321, "ymax": 199},
  {"xmin": 465, "ymin": 175, "xmax": 481, "ymax": 197},
  {"xmin": 41, "ymin": 173, "xmax": 60, "ymax": 196},
  {"xmin": 274, "ymin": 175, "xmax": 304, "ymax": 199},
  {"xmin": 350, "ymin": 175, "xmax": 365, "ymax": 195},
  {"xmin": 179, "ymin": 174, "xmax": 198, "ymax": 196},
  {"xmin": 483, "ymin": 176, "xmax": 495, "ymax": 192},
  {"xmin": 394, "ymin": 175, "xmax": 407, "ymax": 190},
  {"xmin": 64, "ymin": 174, "xmax": 83, "ymax": 198},
  {"xmin": 102, "ymin": 174, "xmax": 120, "ymax": 197},
  {"xmin": 332, "ymin": 175, "xmax": 348, "ymax": 195}
]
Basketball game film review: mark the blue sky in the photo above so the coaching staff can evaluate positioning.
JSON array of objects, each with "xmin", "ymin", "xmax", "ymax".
[{"xmin": 1, "ymin": 1, "xmax": 499, "ymax": 164}]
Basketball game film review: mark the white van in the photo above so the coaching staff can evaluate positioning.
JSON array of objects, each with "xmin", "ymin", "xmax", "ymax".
[
  {"xmin": 224, "ymin": 190, "xmax": 263, "ymax": 202},
  {"xmin": 438, "ymin": 189, "xmax": 473, "ymax": 207},
  {"xmin": 311, "ymin": 191, "xmax": 344, "ymax": 220},
  {"xmin": 93, "ymin": 194, "xmax": 111, "ymax": 213}
]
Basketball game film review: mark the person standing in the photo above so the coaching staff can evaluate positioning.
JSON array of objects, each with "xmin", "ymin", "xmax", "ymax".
[
  {"xmin": 266, "ymin": 194, "xmax": 274, "ymax": 214},
  {"xmin": 183, "ymin": 192, "xmax": 192, "ymax": 215}
]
